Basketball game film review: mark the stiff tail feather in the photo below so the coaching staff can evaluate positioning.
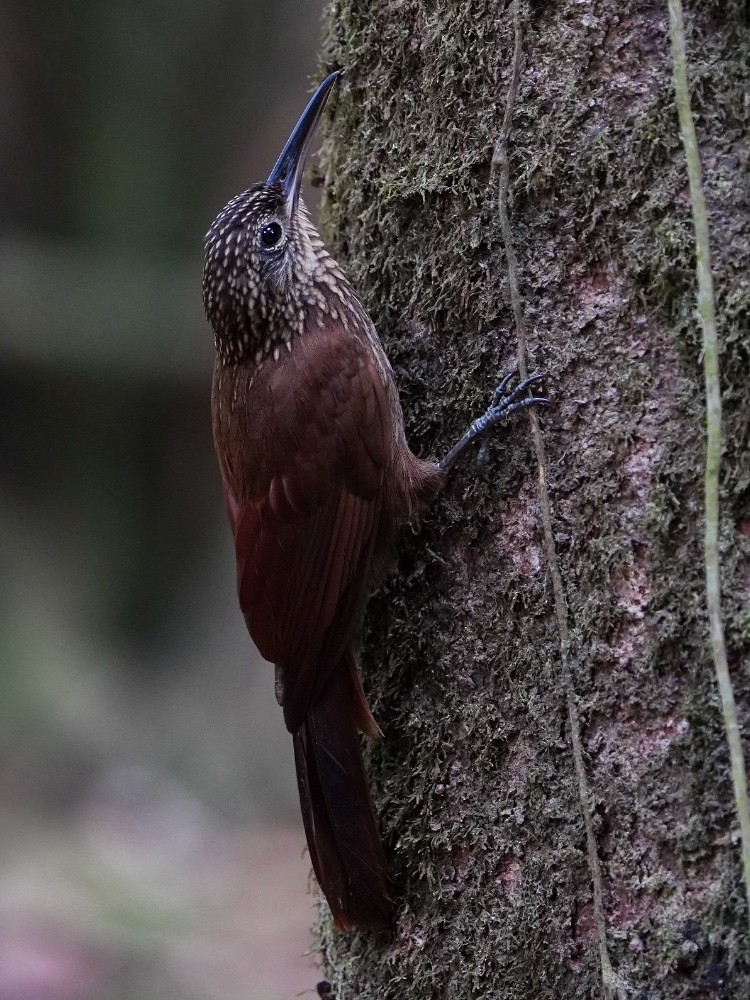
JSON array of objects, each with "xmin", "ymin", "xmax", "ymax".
[{"xmin": 293, "ymin": 661, "xmax": 395, "ymax": 931}]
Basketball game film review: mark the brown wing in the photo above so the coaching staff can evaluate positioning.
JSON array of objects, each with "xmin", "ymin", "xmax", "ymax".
[{"xmin": 222, "ymin": 324, "xmax": 394, "ymax": 733}]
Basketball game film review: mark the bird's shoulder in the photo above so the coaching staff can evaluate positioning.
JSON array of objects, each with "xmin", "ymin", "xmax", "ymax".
[{"xmin": 211, "ymin": 311, "xmax": 398, "ymax": 509}]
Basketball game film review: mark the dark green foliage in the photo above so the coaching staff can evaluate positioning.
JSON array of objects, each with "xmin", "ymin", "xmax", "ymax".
[{"xmin": 316, "ymin": 1, "xmax": 750, "ymax": 997}]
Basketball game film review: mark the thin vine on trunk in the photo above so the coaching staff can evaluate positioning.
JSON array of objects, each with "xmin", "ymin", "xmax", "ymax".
[{"xmin": 667, "ymin": 0, "xmax": 750, "ymax": 934}]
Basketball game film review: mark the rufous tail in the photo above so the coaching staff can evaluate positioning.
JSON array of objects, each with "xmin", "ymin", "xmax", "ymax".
[{"xmin": 292, "ymin": 659, "xmax": 395, "ymax": 931}]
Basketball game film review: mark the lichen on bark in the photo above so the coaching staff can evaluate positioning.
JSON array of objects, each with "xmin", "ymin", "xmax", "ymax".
[{"xmin": 313, "ymin": 2, "xmax": 750, "ymax": 997}]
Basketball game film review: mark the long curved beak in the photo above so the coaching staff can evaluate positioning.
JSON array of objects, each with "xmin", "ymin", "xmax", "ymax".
[{"xmin": 266, "ymin": 70, "xmax": 340, "ymax": 213}]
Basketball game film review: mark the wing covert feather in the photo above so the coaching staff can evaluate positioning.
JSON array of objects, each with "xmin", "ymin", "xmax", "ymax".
[{"xmin": 220, "ymin": 324, "xmax": 395, "ymax": 731}]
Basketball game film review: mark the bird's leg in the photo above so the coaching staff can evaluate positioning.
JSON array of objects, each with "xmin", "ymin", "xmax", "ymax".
[{"xmin": 438, "ymin": 371, "xmax": 548, "ymax": 474}]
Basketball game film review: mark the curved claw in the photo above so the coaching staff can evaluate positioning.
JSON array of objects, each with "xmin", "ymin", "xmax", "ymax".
[
  {"xmin": 517, "ymin": 371, "xmax": 546, "ymax": 391},
  {"xmin": 490, "ymin": 368, "xmax": 519, "ymax": 407},
  {"xmin": 486, "ymin": 395, "xmax": 549, "ymax": 422},
  {"xmin": 491, "ymin": 370, "xmax": 547, "ymax": 408},
  {"xmin": 439, "ymin": 370, "xmax": 550, "ymax": 474}
]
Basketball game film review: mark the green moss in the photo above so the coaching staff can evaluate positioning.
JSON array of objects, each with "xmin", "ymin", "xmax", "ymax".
[{"xmin": 314, "ymin": 1, "xmax": 750, "ymax": 997}]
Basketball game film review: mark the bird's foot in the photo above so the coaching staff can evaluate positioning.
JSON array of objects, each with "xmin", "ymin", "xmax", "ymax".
[
  {"xmin": 486, "ymin": 370, "xmax": 548, "ymax": 426},
  {"xmin": 439, "ymin": 370, "xmax": 549, "ymax": 473}
]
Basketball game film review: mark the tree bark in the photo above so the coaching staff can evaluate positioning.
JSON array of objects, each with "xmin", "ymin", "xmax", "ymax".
[{"xmin": 314, "ymin": 2, "xmax": 750, "ymax": 997}]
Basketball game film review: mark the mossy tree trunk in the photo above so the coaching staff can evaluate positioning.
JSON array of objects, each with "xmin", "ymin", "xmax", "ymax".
[{"xmin": 315, "ymin": 2, "xmax": 750, "ymax": 997}]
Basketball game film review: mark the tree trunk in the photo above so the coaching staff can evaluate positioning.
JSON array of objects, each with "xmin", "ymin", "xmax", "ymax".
[{"xmin": 314, "ymin": 2, "xmax": 750, "ymax": 997}]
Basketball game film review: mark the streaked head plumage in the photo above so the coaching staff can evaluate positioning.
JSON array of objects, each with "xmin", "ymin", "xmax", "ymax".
[
  {"xmin": 203, "ymin": 72, "xmax": 340, "ymax": 366},
  {"xmin": 202, "ymin": 183, "xmax": 317, "ymax": 363}
]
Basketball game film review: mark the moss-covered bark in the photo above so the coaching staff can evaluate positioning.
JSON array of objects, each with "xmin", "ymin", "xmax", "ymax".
[{"xmin": 314, "ymin": 1, "xmax": 750, "ymax": 996}]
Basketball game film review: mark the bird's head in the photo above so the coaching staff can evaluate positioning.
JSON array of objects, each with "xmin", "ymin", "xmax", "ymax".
[{"xmin": 203, "ymin": 72, "xmax": 339, "ymax": 365}]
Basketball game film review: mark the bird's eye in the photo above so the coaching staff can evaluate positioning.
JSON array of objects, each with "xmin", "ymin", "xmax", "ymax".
[{"xmin": 260, "ymin": 222, "xmax": 283, "ymax": 249}]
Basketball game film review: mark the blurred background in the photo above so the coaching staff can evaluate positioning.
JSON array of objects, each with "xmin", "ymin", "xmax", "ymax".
[{"xmin": 0, "ymin": 2, "xmax": 328, "ymax": 997}]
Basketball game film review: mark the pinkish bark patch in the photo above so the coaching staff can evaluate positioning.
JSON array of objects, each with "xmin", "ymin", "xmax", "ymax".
[
  {"xmin": 497, "ymin": 487, "xmax": 542, "ymax": 577},
  {"xmin": 494, "ymin": 857, "xmax": 523, "ymax": 899}
]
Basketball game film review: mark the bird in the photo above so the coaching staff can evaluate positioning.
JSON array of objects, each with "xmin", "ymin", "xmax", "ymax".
[{"xmin": 202, "ymin": 71, "xmax": 547, "ymax": 931}]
